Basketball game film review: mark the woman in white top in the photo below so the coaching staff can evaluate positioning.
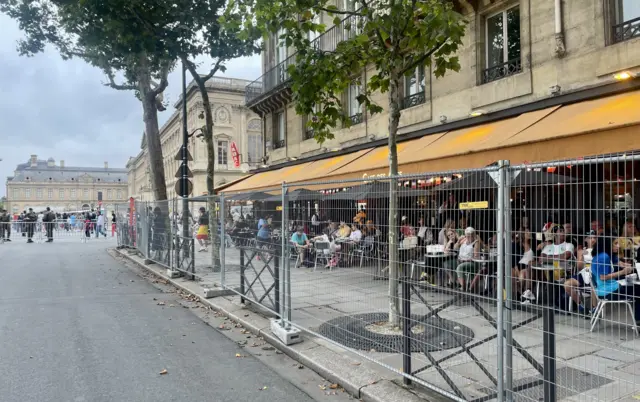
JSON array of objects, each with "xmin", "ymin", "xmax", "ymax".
[
  {"xmin": 438, "ymin": 219, "xmax": 456, "ymax": 245},
  {"xmin": 452, "ymin": 227, "xmax": 483, "ymax": 290},
  {"xmin": 416, "ymin": 217, "xmax": 433, "ymax": 246}
]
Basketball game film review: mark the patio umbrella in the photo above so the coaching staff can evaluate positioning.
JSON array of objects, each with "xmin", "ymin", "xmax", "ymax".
[
  {"xmin": 325, "ymin": 181, "xmax": 431, "ymax": 200},
  {"xmin": 435, "ymin": 169, "xmax": 577, "ymax": 192},
  {"xmin": 223, "ymin": 191, "xmax": 273, "ymax": 202}
]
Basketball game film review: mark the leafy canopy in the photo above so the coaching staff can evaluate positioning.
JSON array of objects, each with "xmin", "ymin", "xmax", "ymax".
[{"xmin": 241, "ymin": 0, "xmax": 466, "ymax": 143}]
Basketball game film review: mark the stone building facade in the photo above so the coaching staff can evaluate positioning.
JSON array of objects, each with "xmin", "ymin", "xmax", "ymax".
[
  {"xmin": 244, "ymin": 0, "xmax": 640, "ymax": 165},
  {"xmin": 128, "ymin": 76, "xmax": 263, "ymax": 200},
  {"xmin": 5, "ymin": 155, "xmax": 128, "ymax": 214}
]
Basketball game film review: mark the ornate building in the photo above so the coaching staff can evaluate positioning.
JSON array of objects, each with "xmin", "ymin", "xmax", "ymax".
[
  {"xmin": 127, "ymin": 76, "xmax": 263, "ymax": 200},
  {"xmin": 5, "ymin": 155, "xmax": 128, "ymax": 214}
]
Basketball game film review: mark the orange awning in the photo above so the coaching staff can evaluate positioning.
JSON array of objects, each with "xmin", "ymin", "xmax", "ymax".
[
  {"xmin": 223, "ymin": 162, "xmax": 314, "ymax": 193},
  {"xmin": 284, "ymin": 148, "xmax": 375, "ymax": 184}
]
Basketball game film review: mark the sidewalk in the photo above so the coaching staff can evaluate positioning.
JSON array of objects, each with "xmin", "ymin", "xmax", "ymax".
[
  {"xmin": 191, "ymin": 246, "xmax": 640, "ymax": 401},
  {"xmin": 115, "ymin": 247, "xmax": 450, "ymax": 402}
]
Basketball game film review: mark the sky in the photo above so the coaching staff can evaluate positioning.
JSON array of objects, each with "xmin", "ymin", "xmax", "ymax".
[{"xmin": 0, "ymin": 14, "xmax": 262, "ymax": 198}]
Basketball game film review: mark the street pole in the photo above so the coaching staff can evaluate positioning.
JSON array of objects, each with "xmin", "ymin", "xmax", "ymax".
[{"xmin": 181, "ymin": 61, "xmax": 190, "ymax": 268}]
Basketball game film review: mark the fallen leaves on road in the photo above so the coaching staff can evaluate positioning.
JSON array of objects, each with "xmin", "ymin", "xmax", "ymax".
[
  {"xmin": 159, "ymin": 369, "xmax": 168, "ymax": 375},
  {"xmin": 240, "ymin": 329, "xmax": 251, "ymax": 334},
  {"xmin": 351, "ymin": 362, "xmax": 361, "ymax": 366},
  {"xmin": 329, "ymin": 384, "xmax": 339, "ymax": 389},
  {"xmin": 157, "ymin": 301, "xmax": 165, "ymax": 306}
]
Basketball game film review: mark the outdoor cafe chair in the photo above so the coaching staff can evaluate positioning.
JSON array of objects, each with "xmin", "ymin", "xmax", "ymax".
[
  {"xmin": 313, "ymin": 241, "xmax": 333, "ymax": 271},
  {"xmin": 351, "ymin": 235, "xmax": 376, "ymax": 268},
  {"xmin": 589, "ymin": 271, "xmax": 638, "ymax": 336}
]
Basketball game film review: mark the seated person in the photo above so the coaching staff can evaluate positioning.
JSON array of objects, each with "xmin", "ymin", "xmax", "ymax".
[
  {"xmin": 539, "ymin": 225, "xmax": 575, "ymax": 281},
  {"xmin": 353, "ymin": 206, "xmax": 366, "ymax": 225},
  {"xmin": 563, "ymin": 230, "xmax": 598, "ymax": 312},
  {"xmin": 416, "ymin": 217, "xmax": 433, "ymax": 246},
  {"xmin": 348, "ymin": 224, "xmax": 362, "ymax": 243},
  {"xmin": 400, "ymin": 216, "xmax": 414, "ymax": 240},
  {"xmin": 337, "ymin": 221, "xmax": 351, "ymax": 239},
  {"xmin": 323, "ymin": 221, "xmax": 339, "ymax": 239},
  {"xmin": 591, "ymin": 235, "xmax": 640, "ymax": 324},
  {"xmin": 362, "ymin": 220, "xmax": 377, "ymax": 237},
  {"xmin": 449, "ymin": 227, "xmax": 482, "ymax": 290},
  {"xmin": 291, "ymin": 226, "xmax": 311, "ymax": 265}
]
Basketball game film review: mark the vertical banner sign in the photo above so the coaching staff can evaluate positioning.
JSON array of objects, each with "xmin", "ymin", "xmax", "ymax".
[{"xmin": 230, "ymin": 142, "xmax": 240, "ymax": 168}]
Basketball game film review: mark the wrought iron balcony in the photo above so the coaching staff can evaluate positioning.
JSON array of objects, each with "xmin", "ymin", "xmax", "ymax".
[
  {"xmin": 401, "ymin": 91, "xmax": 426, "ymax": 110},
  {"xmin": 481, "ymin": 58, "xmax": 522, "ymax": 84},
  {"xmin": 612, "ymin": 16, "xmax": 640, "ymax": 44},
  {"xmin": 304, "ymin": 128, "xmax": 315, "ymax": 140},
  {"xmin": 245, "ymin": 13, "xmax": 365, "ymax": 108},
  {"xmin": 273, "ymin": 139, "xmax": 286, "ymax": 150},
  {"xmin": 349, "ymin": 112, "xmax": 363, "ymax": 125}
]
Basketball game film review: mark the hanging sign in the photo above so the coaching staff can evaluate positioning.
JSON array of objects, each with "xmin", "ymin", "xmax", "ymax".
[
  {"xmin": 459, "ymin": 201, "xmax": 489, "ymax": 210},
  {"xmin": 230, "ymin": 142, "xmax": 240, "ymax": 168}
]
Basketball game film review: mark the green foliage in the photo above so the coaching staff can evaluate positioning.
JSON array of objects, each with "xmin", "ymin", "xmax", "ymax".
[{"xmin": 234, "ymin": 0, "xmax": 466, "ymax": 143}]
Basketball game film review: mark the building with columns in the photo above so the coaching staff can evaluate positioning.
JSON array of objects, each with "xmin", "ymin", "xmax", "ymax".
[
  {"xmin": 5, "ymin": 155, "xmax": 128, "ymax": 215},
  {"xmin": 127, "ymin": 76, "xmax": 263, "ymax": 201}
]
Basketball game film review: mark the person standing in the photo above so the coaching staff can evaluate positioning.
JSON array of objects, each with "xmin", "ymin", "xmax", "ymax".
[
  {"xmin": 24, "ymin": 208, "xmax": 37, "ymax": 243},
  {"xmin": 0, "ymin": 209, "xmax": 11, "ymax": 242},
  {"xmin": 111, "ymin": 211, "xmax": 117, "ymax": 237},
  {"xmin": 43, "ymin": 207, "xmax": 56, "ymax": 242},
  {"xmin": 196, "ymin": 207, "xmax": 209, "ymax": 252},
  {"xmin": 96, "ymin": 212, "xmax": 107, "ymax": 238}
]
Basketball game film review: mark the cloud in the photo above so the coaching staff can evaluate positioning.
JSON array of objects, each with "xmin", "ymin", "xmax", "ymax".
[{"xmin": 0, "ymin": 14, "xmax": 262, "ymax": 197}]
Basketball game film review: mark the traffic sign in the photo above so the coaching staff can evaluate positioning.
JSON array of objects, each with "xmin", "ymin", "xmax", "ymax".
[
  {"xmin": 174, "ymin": 164, "xmax": 194, "ymax": 178},
  {"xmin": 174, "ymin": 146, "xmax": 193, "ymax": 161},
  {"xmin": 175, "ymin": 179, "xmax": 193, "ymax": 197}
]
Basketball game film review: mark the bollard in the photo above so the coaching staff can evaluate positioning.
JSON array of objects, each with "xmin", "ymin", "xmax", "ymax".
[{"xmin": 240, "ymin": 248, "xmax": 246, "ymax": 305}]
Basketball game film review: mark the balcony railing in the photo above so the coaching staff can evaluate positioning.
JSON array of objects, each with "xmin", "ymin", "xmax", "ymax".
[
  {"xmin": 273, "ymin": 139, "xmax": 286, "ymax": 150},
  {"xmin": 304, "ymin": 128, "xmax": 315, "ymax": 140},
  {"xmin": 349, "ymin": 112, "xmax": 363, "ymax": 125},
  {"xmin": 481, "ymin": 58, "xmax": 522, "ymax": 84},
  {"xmin": 401, "ymin": 91, "xmax": 426, "ymax": 110},
  {"xmin": 245, "ymin": 13, "xmax": 365, "ymax": 105},
  {"xmin": 613, "ymin": 16, "xmax": 640, "ymax": 44}
]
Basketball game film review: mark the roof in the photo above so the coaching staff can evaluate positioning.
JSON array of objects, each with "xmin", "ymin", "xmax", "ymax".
[{"xmin": 8, "ymin": 158, "xmax": 127, "ymax": 184}]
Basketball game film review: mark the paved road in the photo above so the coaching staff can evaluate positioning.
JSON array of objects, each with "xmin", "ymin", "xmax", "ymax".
[{"xmin": 0, "ymin": 239, "xmax": 320, "ymax": 402}]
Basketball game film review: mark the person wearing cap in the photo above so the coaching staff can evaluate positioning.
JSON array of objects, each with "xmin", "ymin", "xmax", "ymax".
[
  {"xmin": 451, "ymin": 227, "xmax": 483, "ymax": 290},
  {"xmin": 563, "ymin": 230, "xmax": 599, "ymax": 313},
  {"xmin": 195, "ymin": 206, "xmax": 209, "ymax": 252},
  {"xmin": 24, "ymin": 208, "xmax": 37, "ymax": 243}
]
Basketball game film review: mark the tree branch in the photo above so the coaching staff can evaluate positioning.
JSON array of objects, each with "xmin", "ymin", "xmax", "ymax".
[
  {"xmin": 398, "ymin": 39, "xmax": 447, "ymax": 76},
  {"xmin": 315, "ymin": 6, "xmax": 361, "ymax": 16},
  {"xmin": 201, "ymin": 59, "xmax": 224, "ymax": 82},
  {"xmin": 105, "ymin": 69, "xmax": 137, "ymax": 91},
  {"xmin": 150, "ymin": 61, "xmax": 171, "ymax": 97}
]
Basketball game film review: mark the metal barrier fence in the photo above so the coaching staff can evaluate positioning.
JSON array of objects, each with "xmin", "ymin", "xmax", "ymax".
[
  {"xmin": 120, "ymin": 151, "xmax": 640, "ymax": 401},
  {"xmin": 1, "ymin": 213, "xmax": 116, "ymax": 244}
]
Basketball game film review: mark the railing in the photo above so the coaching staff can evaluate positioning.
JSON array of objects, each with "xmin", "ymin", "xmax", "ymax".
[
  {"xmin": 304, "ymin": 128, "xmax": 315, "ymax": 140},
  {"xmin": 245, "ymin": 12, "xmax": 365, "ymax": 105},
  {"xmin": 273, "ymin": 139, "xmax": 286, "ymax": 150},
  {"xmin": 401, "ymin": 91, "xmax": 426, "ymax": 110},
  {"xmin": 481, "ymin": 58, "xmax": 522, "ymax": 84},
  {"xmin": 612, "ymin": 16, "xmax": 640, "ymax": 44},
  {"xmin": 349, "ymin": 112, "xmax": 363, "ymax": 125}
]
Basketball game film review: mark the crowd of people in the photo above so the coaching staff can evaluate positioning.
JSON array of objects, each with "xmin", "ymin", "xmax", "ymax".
[{"xmin": 0, "ymin": 207, "xmax": 116, "ymax": 243}]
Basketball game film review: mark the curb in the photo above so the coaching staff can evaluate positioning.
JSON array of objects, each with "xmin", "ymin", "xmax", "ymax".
[{"xmin": 111, "ymin": 248, "xmax": 448, "ymax": 402}]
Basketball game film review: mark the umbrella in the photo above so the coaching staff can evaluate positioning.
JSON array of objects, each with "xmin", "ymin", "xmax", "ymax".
[
  {"xmin": 263, "ymin": 188, "xmax": 321, "ymax": 202},
  {"xmin": 223, "ymin": 191, "xmax": 273, "ymax": 202},
  {"xmin": 325, "ymin": 181, "xmax": 432, "ymax": 200},
  {"xmin": 436, "ymin": 169, "xmax": 577, "ymax": 191}
]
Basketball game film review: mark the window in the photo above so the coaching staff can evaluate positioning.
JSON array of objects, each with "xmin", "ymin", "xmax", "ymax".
[
  {"xmin": 217, "ymin": 140, "xmax": 229, "ymax": 166},
  {"xmin": 483, "ymin": 6, "xmax": 521, "ymax": 84},
  {"xmin": 611, "ymin": 0, "xmax": 640, "ymax": 43},
  {"xmin": 25, "ymin": 188, "xmax": 31, "ymax": 198},
  {"xmin": 83, "ymin": 188, "xmax": 89, "ymax": 199},
  {"xmin": 402, "ymin": 66, "xmax": 426, "ymax": 109},
  {"xmin": 107, "ymin": 189, "xmax": 112, "ymax": 200},
  {"xmin": 59, "ymin": 189, "xmax": 65, "ymax": 200},
  {"xmin": 247, "ymin": 134, "xmax": 263, "ymax": 163},
  {"xmin": 117, "ymin": 190, "xmax": 123, "ymax": 200},
  {"xmin": 308, "ymin": 14, "xmax": 321, "ymax": 44},
  {"xmin": 342, "ymin": 0, "xmax": 361, "ymax": 39},
  {"xmin": 347, "ymin": 82, "xmax": 363, "ymax": 124},
  {"xmin": 273, "ymin": 111, "xmax": 286, "ymax": 149},
  {"xmin": 12, "ymin": 189, "xmax": 19, "ymax": 199},
  {"xmin": 275, "ymin": 29, "xmax": 288, "ymax": 84},
  {"xmin": 304, "ymin": 105, "xmax": 320, "ymax": 140},
  {"xmin": 36, "ymin": 188, "xmax": 43, "ymax": 199},
  {"xmin": 71, "ymin": 189, "xmax": 77, "ymax": 199},
  {"xmin": 48, "ymin": 189, "xmax": 53, "ymax": 199}
]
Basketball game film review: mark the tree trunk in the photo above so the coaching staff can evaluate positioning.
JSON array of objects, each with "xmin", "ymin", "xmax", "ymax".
[
  {"xmin": 387, "ymin": 74, "xmax": 401, "ymax": 327},
  {"xmin": 139, "ymin": 67, "xmax": 168, "ymax": 201},
  {"xmin": 183, "ymin": 59, "xmax": 221, "ymax": 271}
]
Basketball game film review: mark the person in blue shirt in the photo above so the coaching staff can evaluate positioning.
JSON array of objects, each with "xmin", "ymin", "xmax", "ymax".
[
  {"xmin": 591, "ymin": 235, "xmax": 640, "ymax": 321},
  {"xmin": 291, "ymin": 226, "xmax": 311, "ymax": 266},
  {"xmin": 257, "ymin": 216, "xmax": 272, "ymax": 246}
]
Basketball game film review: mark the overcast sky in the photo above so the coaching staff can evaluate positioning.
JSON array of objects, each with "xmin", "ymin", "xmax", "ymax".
[{"xmin": 0, "ymin": 14, "xmax": 262, "ymax": 198}]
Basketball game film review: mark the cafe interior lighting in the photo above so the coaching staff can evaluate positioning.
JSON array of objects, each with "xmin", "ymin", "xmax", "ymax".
[{"xmin": 613, "ymin": 71, "xmax": 635, "ymax": 81}]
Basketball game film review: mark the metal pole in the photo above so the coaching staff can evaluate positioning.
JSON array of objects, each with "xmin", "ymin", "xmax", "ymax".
[
  {"xmin": 220, "ymin": 193, "xmax": 226, "ymax": 287},
  {"xmin": 402, "ymin": 277, "xmax": 412, "ymax": 386},
  {"xmin": 496, "ymin": 160, "xmax": 506, "ymax": 402},
  {"xmin": 543, "ymin": 307, "xmax": 557, "ymax": 401},
  {"xmin": 280, "ymin": 182, "xmax": 289, "ymax": 328},
  {"xmin": 181, "ymin": 61, "xmax": 190, "ymax": 277},
  {"xmin": 503, "ymin": 162, "xmax": 513, "ymax": 401}
]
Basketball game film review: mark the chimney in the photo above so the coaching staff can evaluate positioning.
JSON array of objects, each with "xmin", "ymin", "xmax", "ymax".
[
  {"xmin": 30, "ymin": 155, "xmax": 38, "ymax": 167},
  {"xmin": 60, "ymin": 160, "xmax": 65, "ymax": 168},
  {"xmin": 104, "ymin": 161, "xmax": 108, "ymax": 169}
]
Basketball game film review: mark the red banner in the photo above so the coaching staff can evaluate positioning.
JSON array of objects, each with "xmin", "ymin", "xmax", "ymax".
[{"xmin": 230, "ymin": 142, "xmax": 240, "ymax": 168}]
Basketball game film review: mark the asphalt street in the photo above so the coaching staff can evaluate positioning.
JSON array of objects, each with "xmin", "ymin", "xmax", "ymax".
[{"xmin": 0, "ymin": 238, "xmax": 332, "ymax": 402}]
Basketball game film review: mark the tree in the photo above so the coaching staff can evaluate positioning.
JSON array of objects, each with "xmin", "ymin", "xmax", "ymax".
[
  {"xmin": 0, "ymin": 0, "xmax": 182, "ymax": 201},
  {"xmin": 240, "ymin": 0, "xmax": 466, "ymax": 325}
]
